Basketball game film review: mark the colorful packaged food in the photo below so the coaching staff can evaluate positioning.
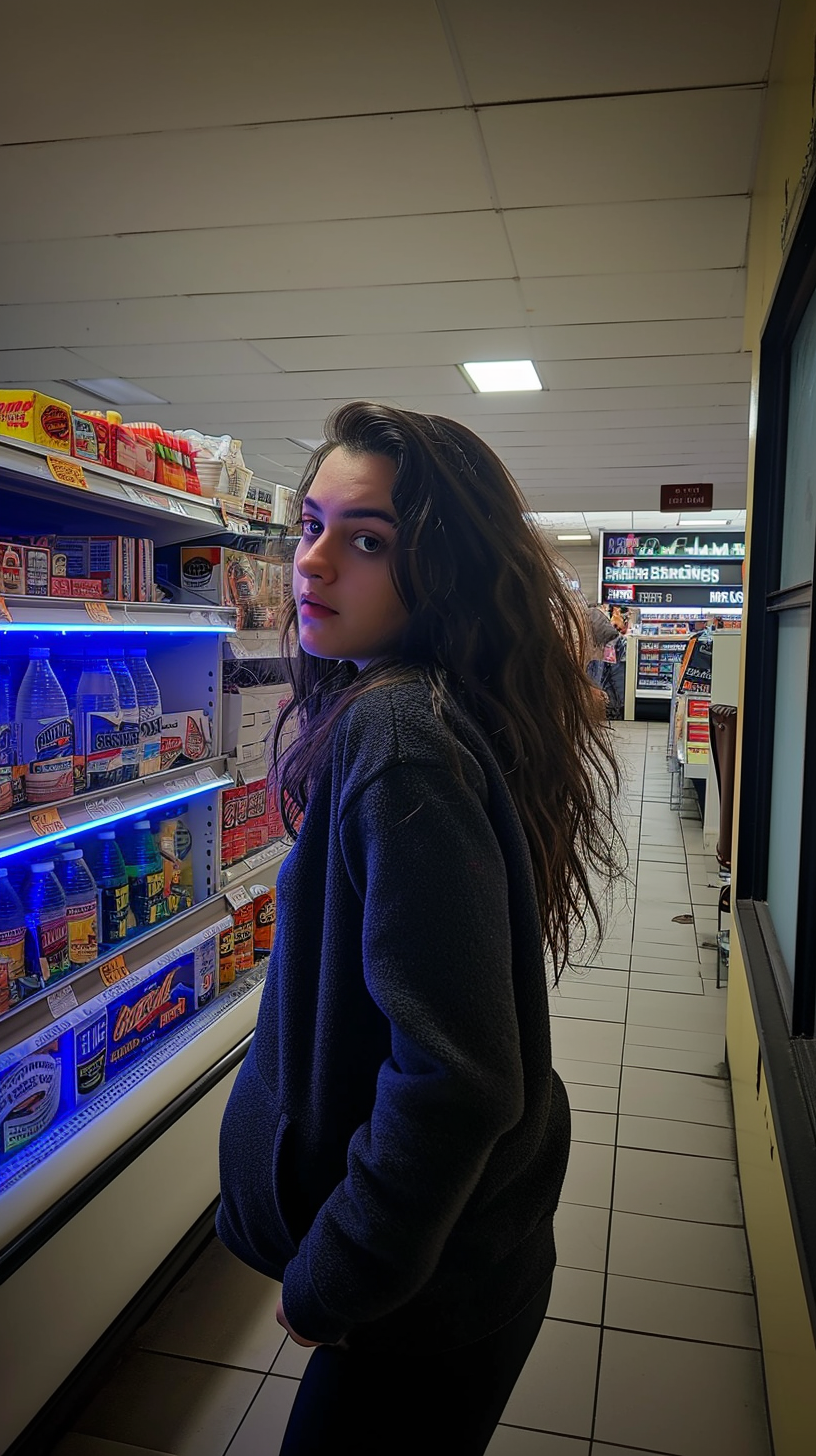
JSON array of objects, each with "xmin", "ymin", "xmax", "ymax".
[
  {"xmin": 250, "ymin": 883, "xmax": 276, "ymax": 955},
  {"xmin": 0, "ymin": 390, "xmax": 73, "ymax": 453},
  {"xmin": 72, "ymin": 412, "xmax": 111, "ymax": 466},
  {"xmin": 110, "ymin": 426, "xmax": 155, "ymax": 481}
]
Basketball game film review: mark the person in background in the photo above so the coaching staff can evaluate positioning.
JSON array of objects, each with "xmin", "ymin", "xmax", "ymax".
[
  {"xmin": 585, "ymin": 603, "xmax": 621, "ymax": 717},
  {"xmin": 217, "ymin": 402, "xmax": 624, "ymax": 1456}
]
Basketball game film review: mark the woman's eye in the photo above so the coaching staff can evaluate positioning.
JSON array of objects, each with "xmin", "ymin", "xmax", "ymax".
[
  {"xmin": 351, "ymin": 534, "xmax": 382, "ymax": 554},
  {"xmin": 300, "ymin": 518, "xmax": 322, "ymax": 536}
]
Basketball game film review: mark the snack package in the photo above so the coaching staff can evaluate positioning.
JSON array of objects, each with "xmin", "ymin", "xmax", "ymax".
[
  {"xmin": 110, "ymin": 426, "xmax": 155, "ymax": 481},
  {"xmin": 159, "ymin": 710, "xmax": 212, "ymax": 771},
  {"xmin": 250, "ymin": 883, "xmax": 276, "ymax": 955},
  {"xmin": 72, "ymin": 412, "xmax": 111, "ymax": 466},
  {"xmin": 0, "ymin": 391, "xmax": 72, "ymax": 453}
]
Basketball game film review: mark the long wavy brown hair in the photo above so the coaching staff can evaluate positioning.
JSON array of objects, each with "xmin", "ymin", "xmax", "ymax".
[{"xmin": 273, "ymin": 401, "xmax": 625, "ymax": 974}]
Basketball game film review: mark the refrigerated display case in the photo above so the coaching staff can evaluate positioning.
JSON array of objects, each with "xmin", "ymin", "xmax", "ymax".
[
  {"xmin": 0, "ymin": 434, "xmax": 292, "ymax": 1453},
  {"xmin": 624, "ymin": 635, "xmax": 689, "ymax": 720}
]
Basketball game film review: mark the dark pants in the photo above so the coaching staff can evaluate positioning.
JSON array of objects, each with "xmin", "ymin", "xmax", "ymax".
[{"xmin": 278, "ymin": 1275, "xmax": 553, "ymax": 1456}]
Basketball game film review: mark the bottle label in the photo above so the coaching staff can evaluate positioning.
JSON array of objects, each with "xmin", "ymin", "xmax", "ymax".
[
  {"xmin": 80, "ymin": 710, "xmax": 125, "ymax": 792},
  {"xmin": 128, "ymin": 868, "xmax": 164, "ymax": 927},
  {"xmin": 98, "ymin": 882, "xmax": 129, "ymax": 944},
  {"xmin": 119, "ymin": 714, "xmax": 141, "ymax": 781},
  {"xmin": 19, "ymin": 715, "xmax": 74, "ymax": 802},
  {"xmin": 0, "ymin": 721, "xmax": 13, "ymax": 814},
  {"xmin": 30, "ymin": 909, "xmax": 70, "ymax": 982},
  {"xmin": 0, "ymin": 925, "xmax": 26, "ymax": 1013},
  {"xmin": 74, "ymin": 1013, "xmax": 107, "ymax": 1098},
  {"xmin": 67, "ymin": 897, "xmax": 98, "ymax": 967},
  {"xmin": 139, "ymin": 713, "xmax": 161, "ymax": 776}
]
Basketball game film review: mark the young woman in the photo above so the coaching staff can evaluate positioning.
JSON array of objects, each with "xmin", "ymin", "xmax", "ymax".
[{"xmin": 217, "ymin": 402, "xmax": 622, "ymax": 1455}]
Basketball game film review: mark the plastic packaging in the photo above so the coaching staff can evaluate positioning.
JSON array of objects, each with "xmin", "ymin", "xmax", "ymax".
[
  {"xmin": 122, "ymin": 818, "xmax": 165, "ymax": 928},
  {"xmin": 127, "ymin": 646, "xmax": 162, "ymax": 777},
  {"xmin": 23, "ymin": 861, "xmax": 70, "ymax": 984},
  {"xmin": 0, "ymin": 868, "xmax": 28, "ymax": 1013},
  {"xmin": 84, "ymin": 832, "xmax": 129, "ymax": 949},
  {"xmin": 55, "ymin": 849, "xmax": 99, "ymax": 970},
  {"xmin": 75, "ymin": 655, "xmax": 122, "ymax": 792},
  {"xmin": 15, "ymin": 647, "xmax": 74, "ymax": 803},
  {"xmin": 0, "ymin": 662, "xmax": 15, "ymax": 813},
  {"xmin": 155, "ymin": 810, "xmax": 194, "ymax": 915},
  {"xmin": 109, "ymin": 655, "xmax": 141, "ymax": 782}
]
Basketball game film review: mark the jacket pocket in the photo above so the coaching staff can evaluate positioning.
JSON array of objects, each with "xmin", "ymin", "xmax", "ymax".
[
  {"xmin": 270, "ymin": 1109, "xmax": 299, "ymax": 1253},
  {"xmin": 217, "ymin": 1043, "xmax": 297, "ymax": 1275}
]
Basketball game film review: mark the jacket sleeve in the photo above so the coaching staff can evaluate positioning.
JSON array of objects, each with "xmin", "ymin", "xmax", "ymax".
[{"xmin": 280, "ymin": 756, "xmax": 525, "ymax": 1344}]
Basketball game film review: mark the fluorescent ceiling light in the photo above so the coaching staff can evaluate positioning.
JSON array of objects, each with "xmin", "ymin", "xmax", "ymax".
[
  {"xmin": 460, "ymin": 360, "xmax": 542, "ymax": 393},
  {"xmin": 66, "ymin": 378, "xmax": 169, "ymax": 407},
  {"xmin": 287, "ymin": 437, "xmax": 324, "ymax": 451},
  {"xmin": 557, "ymin": 532, "xmax": 592, "ymax": 542},
  {"xmin": 678, "ymin": 518, "xmax": 731, "ymax": 527}
]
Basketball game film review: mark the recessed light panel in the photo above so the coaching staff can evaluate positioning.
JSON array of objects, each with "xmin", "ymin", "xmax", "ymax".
[
  {"xmin": 557, "ymin": 533, "xmax": 592, "ymax": 542},
  {"xmin": 460, "ymin": 360, "xmax": 542, "ymax": 393}
]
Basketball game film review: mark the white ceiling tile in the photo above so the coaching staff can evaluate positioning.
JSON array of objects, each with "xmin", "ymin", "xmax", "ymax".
[
  {"xmin": 0, "ymin": 348, "xmax": 105, "ymax": 383},
  {"xmin": 3, "ymin": 0, "xmax": 461, "ymax": 143},
  {"xmin": 519, "ymin": 271, "xmax": 747, "ymax": 326},
  {"xmin": 532, "ymin": 318, "xmax": 745, "ymax": 360},
  {"xmin": 445, "ymin": 0, "xmax": 779, "ymax": 101},
  {"xmin": 0, "ymin": 111, "xmax": 492, "ymax": 244},
  {"xmin": 64, "ymin": 341, "xmax": 281, "ymax": 379},
  {"xmin": 250, "ymin": 329, "xmax": 534, "ymax": 372},
  {"xmin": 481, "ymin": 88, "xmax": 764, "ymax": 209},
  {"xmin": 541, "ymin": 354, "xmax": 752, "ymax": 390},
  {"xmin": 506, "ymin": 197, "xmax": 751, "ymax": 277},
  {"xmin": 0, "ymin": 213, "xmax": 515, "ymax": 306},
  {"xmin": 126, "ymin": 366, "xmax": 471, "ymax": 406}
]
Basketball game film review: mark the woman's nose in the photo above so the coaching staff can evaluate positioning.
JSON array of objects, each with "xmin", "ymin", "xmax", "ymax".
[{"xmin": 297, "ymin": 531, "xmax": 337, "ymax": 580}]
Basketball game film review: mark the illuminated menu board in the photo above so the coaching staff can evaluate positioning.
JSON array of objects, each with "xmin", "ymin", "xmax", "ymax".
[{"xmin": 600, "ymin": 531, "xmax": 745, "ymax": 610}]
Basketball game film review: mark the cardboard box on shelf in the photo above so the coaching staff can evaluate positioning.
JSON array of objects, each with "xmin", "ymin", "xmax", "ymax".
[
  {"xmin": 72, "ymin": 413, "xmax": 112, "ymax": 466},
  {"xmin": 110, "ymin": 426, "xmax": 155, "ymax": 481},
  {"xmin": 0, "ymin": 390, "xmax": 73, "ymax": 454},
  {"xmin": 180, "ymin": 547, "xmax": 286, "ymax": 629},
  {"xmin": 159, "ymin": 710, "xmax": 213, "ymax": 772},
  {"xmin": 22, "ymin": 545, "xmax": 50, "ymax": 595},
  {"xmin": 50, "ymin": 576, "xmax": 104, "ymax": 598},
  {"xmin": 88, "ymin": 537, "xmax": 136, "ymax": 601}
]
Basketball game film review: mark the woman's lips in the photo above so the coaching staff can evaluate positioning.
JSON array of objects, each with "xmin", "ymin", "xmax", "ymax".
[{"xmin": 300, "ymin": 597, "xmax": 338, "ymax": 618}]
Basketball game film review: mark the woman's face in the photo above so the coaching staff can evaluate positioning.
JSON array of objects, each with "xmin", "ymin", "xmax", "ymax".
[{"xmin": 293, "ymin": 448, "xmax": 410, "ymax": 668}]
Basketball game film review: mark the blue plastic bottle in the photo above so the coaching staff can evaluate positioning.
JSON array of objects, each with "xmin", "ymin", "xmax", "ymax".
[
  {"xmin": 55, "ymin": 656, "xmax": 84, "ymax": 713},
  {"xmin": 127, "ymin": 646, "xmax": 162, "ymax": 777},
  {"xmin": 75, "ymin": 655, "xmax": 121, "ymax": 793},
  {"xmin": 0, "ymin": 866, "xmax": 28, "ymax": 1012},
  {"xmin": 23, "ymin": 861, "xmax": 70, "ymax": 984},
  {"xmin": 109, "ymin": 655, "xmax": 141, "ymax": 782},
  {"xmin": 15, "ymin": 647, "xmax": 74, "ymax": 803},
  {"xmin": 84, "ymin": 831, "xmax": 129, "ymax": 948},
  {"xmin": 55, "ymin": 848, "xmax": 99, "ymax": 969},
  {"xmin": 0, "ymin": 662, "xmax": 14, "ymax": 814},
  {"xmin": 122, "ymin": 818, "xmax": 165, "ymax": 928}
]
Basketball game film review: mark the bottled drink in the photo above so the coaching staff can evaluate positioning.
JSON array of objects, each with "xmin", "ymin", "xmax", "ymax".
[
  {"xmin": 0, "ymin": 662, "xmax": 14, "ymax": 813},
  {"xmin": 109, "ymin": 655, "xmax": 141, "ymax": 782},
  {"xmin": 127, "ymin": 646, "xmax": 162, "ymax": 777},
  {"xmin": 15, "ymin": 647, "xmax": 74, "ymax": 803},
  {"xmin": 23, "ymin": 861, "xmax": 70, "ymax": 984},
  {"xmin": 0, "ymin": 866, "xmax": 28, "ymax": 1013},
  {"xmin": 55, "ymin": 848, "xmax": 99, "ymax": 969},
  {"xmin": 75, "ymin": 655, "xmax": 122, "ymax": 792},
  {"xmin": 122, "ymin": 818, "xmax": 165, "ymax": 928},
  {"xmin": 84, "ymin": 831, "xmax": 129, "ymax": 948},
  {"xmin": 55, "ymin": 656, "xmax": 84, "ymax": 713}
]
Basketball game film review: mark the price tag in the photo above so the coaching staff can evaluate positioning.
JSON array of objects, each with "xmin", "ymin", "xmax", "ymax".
[
  {"xmin": 0, "ymin": 596, "xmax": 12, "ymax": 623},
  {"xmin": 121, "ymin": 483, "xmax": 145, "ymax": 505},
  {"xmin": 215, "ymin": 497, "xmax": 231, "ymax": 528},
  {"xmin": 138, "ymin": 489, "xmax": 167, "ymax": 511},
  {"xmin": 226, "ymin": 885, "xmax": 253, "ymax": 911},
  {"xmin": 165, "ymin": 495, "xmax": 187, "ymax": 516},
  {"xmin": 98, "ymin": 953, "xmax": 129, "ymax": 987},
  {"xmin": 85, "ymin": 600, "xmax": 114, "ymax": 623},
  {"xmin": 85, "ymin": 795, "xmax": 125, "ymax": 821},
  {"xmin": 195, "ymin": 766, "xmax": 217, "ymax": 785},
  {"xmin": 47, "ymin": 983, "xmax": 78, "ymax": 1017},
  {"xmin": 171, "ymin": 775, "xmax": 196, "ymax": 793},
  {"xmin": 29, "ymin": 805, "xmax": 67, "ymax": 836},
  {"xmin": 47, "ymin": 455, "xmax": 88, "ymax": 490}
]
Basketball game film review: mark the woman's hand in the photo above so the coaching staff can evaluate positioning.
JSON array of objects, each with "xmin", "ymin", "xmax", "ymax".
[{"xmin": 276, "ymin": 1295, "xmax": 322, "ymax": 1347}]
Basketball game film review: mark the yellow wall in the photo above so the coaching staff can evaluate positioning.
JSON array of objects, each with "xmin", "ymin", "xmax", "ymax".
[{"xmin": 729, "ymin": 1, "xmax": 816, "ymax": 1451}]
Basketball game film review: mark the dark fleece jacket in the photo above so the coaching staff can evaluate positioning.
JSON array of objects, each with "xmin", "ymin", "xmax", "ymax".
[{"xmin": 216, "ymin": 677, "xmax": 570, "ymax": 1351}]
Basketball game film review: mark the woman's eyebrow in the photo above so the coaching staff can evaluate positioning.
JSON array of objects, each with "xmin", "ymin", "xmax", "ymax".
[{"xmin": 302, "ymin": 494, "xmax": 396, "ymax": 526}]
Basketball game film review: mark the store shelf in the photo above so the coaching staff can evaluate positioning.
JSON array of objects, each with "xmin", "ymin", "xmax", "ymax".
[
  {"xmin": 0, "ymin": 438, "xmax": 253, "ymax": 545},
  {"xmin": 0, "ymin": 757, "xmax": 231, "ymax": 861},
  {"xmin": 636, "ymin": 687, "xmax": 673, "ymax": 698},
  {"xmin": 221, "ymin": 838, "xmax": 291, "ymax": 890},
  {"xmin": 0, "ymin": 594, "xmax": 236, "ymax": 634},
  {"xmin": 224, "ymin": 627, "xmax": 282, "ymax": 659},
  {"xmin": 0, "ymin": 886, "xmax": 248, "ymax": 1057}
]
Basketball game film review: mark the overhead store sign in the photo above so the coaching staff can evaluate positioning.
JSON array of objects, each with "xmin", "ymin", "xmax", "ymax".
[
  {"xmin": 601, "ymin": 531, "xmax": 745, "ymax": 611},
  {"xmin": 602, "ymin": 531, "xmax": 744, "ymax": 559},
  {"xmin": 660, "ymin": 482, "xmax": 713, "ymax": 511}
]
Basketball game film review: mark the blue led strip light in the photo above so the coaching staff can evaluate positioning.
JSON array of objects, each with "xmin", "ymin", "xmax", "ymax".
[
  {"xmin": 0, "ymin": 778, "xmax": 224, "ymax": 861},
  {"xmin": 0, "ymin": 623, "xmax": 235, "ymax": 634}
]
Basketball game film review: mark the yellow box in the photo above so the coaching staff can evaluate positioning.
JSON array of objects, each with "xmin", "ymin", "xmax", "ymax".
[{"xmin": 0, "ymin": 390, "xmax": 73, "ymax": 454}]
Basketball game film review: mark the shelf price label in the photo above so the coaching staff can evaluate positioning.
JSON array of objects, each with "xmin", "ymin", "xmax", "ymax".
[
  {"xmin": 85, "ymin": 795, "xmax": 125, "ymax": 821},
  {"xmin": 47, "ymin": 983, "xmax": 78, "ymax": 1018},
  {"xmin": 226, "ymin": 885, "xmax": 253, "ymax": 911},
  {"xmin": 47, "ymin": 455, "xmax": 88, "ymax": 490},
  {"xmin": 29, "ymin": 804, "xmax": 67, "ymax": 837},
  {"xmin": 0, "ymin": 596, "xmax": 12, "ymax": 623},
  {"xmin": 98, "ymin": 953, "xmax": 129, "ymax": 987},
  {"xmin": 195, "ymin": 767, "xmax": 217, "ymax": 785},
  {"xmin": 85, "ymin": 600, "xmax": 114, "ymax": 624}
]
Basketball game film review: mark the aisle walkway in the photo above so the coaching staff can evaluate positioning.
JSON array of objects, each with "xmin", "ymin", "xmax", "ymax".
[{"xmin": 54, "ymin": 723, "xmax": 771, "ymax": 1456}]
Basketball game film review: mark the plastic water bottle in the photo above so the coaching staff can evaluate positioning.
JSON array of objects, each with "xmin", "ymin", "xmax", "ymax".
[
  {"xmin": 84, "ymin": 831, "xmax": 129, "ymax": 948},
  {"xmin": 55, "ymin": 656, "xmax": 84, "ymax": 713},
  {"xmin": 127, "ymin": 646, "xmax": 162, "ymax": 778},
  {"xmin": 23, "ymin": 861, "xmax": 70, "ymax": 984},
  {"xmin": 109, "ymin": 655, "xmax": 141, "ymax": 782},
  {"xmin": 0, "ymin": 866, "xmax": 28, "ymax": 1012},
  {"xmin": 55, "ymin": 848, "xmax": 99, "ymax": 969},
  {"xmin": 0, "ymin": 662, "xmax": 14, "ymax": 814},
  {"xmin": 15, "ymin": 647, "xmax": 74, "ymax": 803},
  {"xmin": 122, "ymin": 818, "xmax": 165, "ymax": 928},
  {"xmin": 75, "ymin": 655, "xmax": 121, "ymax": 792}
]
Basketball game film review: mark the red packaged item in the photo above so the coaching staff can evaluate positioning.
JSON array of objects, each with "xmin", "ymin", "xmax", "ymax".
[
  {"xmin": 111, "ymin": 426, "xmax": 155, "ymax": 481},
  {"xmin": 233, "ymin": 784, "xmax": 248, "ymax": 862},
  {"xmin": 72, "ymin": 412, "xmax": 111, "ymax": 466},
  {"xmin": 244, "ymin": 777, "xmax": 269, "ymax": 852},
  {"xmin": 50, "ymin": 577, "xmax": 104, "ymax": 598},
  {"xmin": 232, "ymin": 900, "xmax": 254, "ymax": 973},
  {"xmin": 250, "ymin": 884, "xmax": 276, "ymax": 955}
]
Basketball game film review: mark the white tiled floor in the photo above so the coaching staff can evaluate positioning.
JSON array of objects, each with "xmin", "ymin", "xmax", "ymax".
[{"xmin": 53, "ymin": 722, "xmax": 771, "ymax": 1456}]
